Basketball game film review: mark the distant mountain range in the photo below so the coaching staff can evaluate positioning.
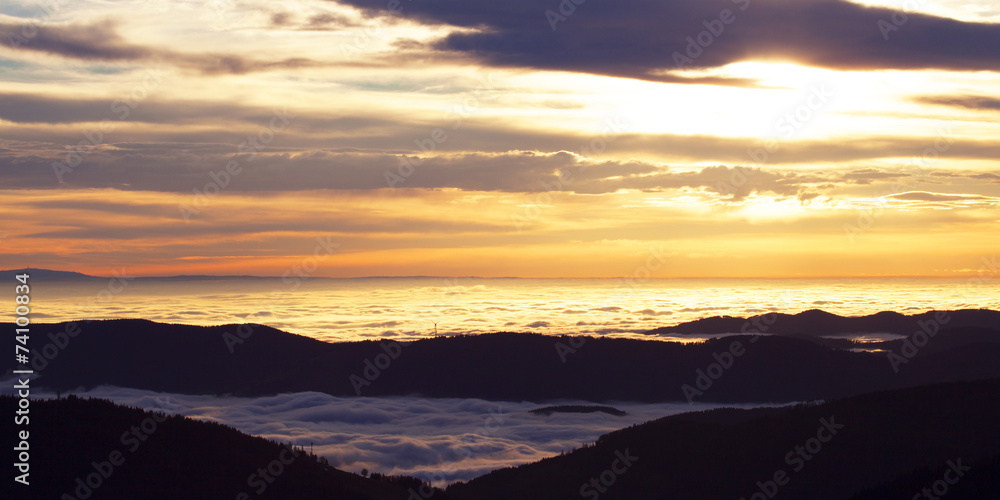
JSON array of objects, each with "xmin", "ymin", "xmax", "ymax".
[
  {"xmin": 6, "ymin": 316, "xmax": 1000, "ymax": 403},
  {"xmin": 0, "ymin": 268, "xmax": 263, "ymax": 281},
  {"xmin": 0, "ymin": 268, "xmax": 502, "ymax": 281},
  {"xmin": 648, "ymin": 308, "xmax": 1000, "ymax": 337},
  {"xmin": 0, "ymin": 268, "xmax": 104, "ymax": 281}
]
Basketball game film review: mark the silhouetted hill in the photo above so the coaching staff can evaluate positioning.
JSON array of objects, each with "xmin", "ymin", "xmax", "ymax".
[
  {"xmin": 5, "ymin": 318, "xmax": 1000, "ymax": 403},
  {"xmin": 0, "ymin": 395, "xmax": 451, "ymax": 500},
  {"xmin": 530, "ymin": 405, "xmax": 628, "ymax": 416},
  {"xmin": 446, "ymin": 380, "xmax": 1000, "ymax": 500},
  {"xmin": 649, "ymin": 308, "xmax": 1000, "ymax": 337},
  {"xmin": 850, "ymin": 453, "xmax": 1000, "ymax": 499},
  {"xmin": 0, "ymin": 320, "xmax": 1000, "ymax": 402}
]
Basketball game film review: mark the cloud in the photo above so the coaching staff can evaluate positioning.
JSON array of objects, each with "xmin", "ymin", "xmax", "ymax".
[
  {"xmin": 23, "ymin": 199, "xmax": 181, "ymax": 218},
  {"xmin": 914, "ymin": 95, "xmax": 1000, "ymax": 111},
  {"xmin": 0, "ymin": 93, "xmax": 338, "ymax": 126},
  {"xmin": 929, "ymin": 171, "xmax": 1000, "ymax": 181},
  {"xmin": 0, "ymin": 144, "xmax": 826, "ymax": 200},
  {"xmin": 304, "ymin": 12, "xmax": 362, "ymax": 30},
  {"xmin": 8, "ymin": 385, "xmax": 759, "ymax": 485},
  {"xmin": 0, "ymin": 18, "xmax": 326, "ymax": 75},
  {"xmin": 337, "ymin": 0, "xmax": 1000, "ymax": 82},
  {"xmin": 637, "ymin": 309, "xmax": 673, "ymax": 316},
  {"xmin": 839, "ymin": 168, "xmax": 908, "ymax": 185},
  {"xmin": 886, "ymin": 191, "xmax": 998, "ymax": 203}
]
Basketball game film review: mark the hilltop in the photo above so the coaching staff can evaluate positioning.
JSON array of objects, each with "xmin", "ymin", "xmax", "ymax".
[
  {"xmin": 448, "ymin": 380, "xmax": 1000, "ymax": 499},
  {"xmin": 5, "ymin": 316, "xmax": 1000, "ymax": 403}
]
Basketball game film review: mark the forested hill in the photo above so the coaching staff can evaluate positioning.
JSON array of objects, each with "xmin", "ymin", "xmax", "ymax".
[
  {"xmin": 5, "ymin": 318, "xmax": 1000, "ymax": 403},
  {"xmin": 0, "ymin": 395, "xmax": 451, "ymax": 500}
]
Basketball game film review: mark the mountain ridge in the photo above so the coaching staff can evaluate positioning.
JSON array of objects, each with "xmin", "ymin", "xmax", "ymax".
[
  {"xmin": 647, "ymin": 308, "xmax": 1000, "ymax": 337},
  {"xmin": 446, "ymin": 379, "xmax": 1000, "ymax": 500},
  {"xmin": 5, "ymin": 317, "xmax": 999, "ymax": 403}
]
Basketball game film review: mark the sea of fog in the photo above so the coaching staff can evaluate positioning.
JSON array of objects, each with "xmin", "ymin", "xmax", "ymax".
[
  {"xmin": 8, "ymin": 384, "xmax": 777, "ymax": 485},
  {"xmin": 16, "ymin": 277, "xmax": 996, "ymax": 485},
  {"xmin": 26, "ymin": 277, "xmax": 999, "ymax": 342}
]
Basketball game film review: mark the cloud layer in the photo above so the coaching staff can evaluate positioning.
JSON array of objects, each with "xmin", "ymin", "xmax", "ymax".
[
  {"xmin": 339, "ymin": 0, "xmax": 1000, "ymax": 81},
  {"xmin": 8, "ymin": 385, "xmax": 757, "ymax": 484},
  {"xmin": 0, "ymin": 18, "xmax": 325, "ymax": 74}
]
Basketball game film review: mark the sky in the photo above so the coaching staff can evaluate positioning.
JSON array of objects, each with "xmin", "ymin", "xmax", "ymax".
[{"xmin": 0, "ymin": 0, "xmax": 998, "ymax": 278}]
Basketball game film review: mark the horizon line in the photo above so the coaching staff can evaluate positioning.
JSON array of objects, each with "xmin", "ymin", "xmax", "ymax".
[{"xmin": 0, "ymin": 268, "xmax": 984, "ymax": 280}]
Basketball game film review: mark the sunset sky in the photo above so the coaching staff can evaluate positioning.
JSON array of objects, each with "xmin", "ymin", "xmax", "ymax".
[{"xmin": 1, "ymin": 0, "xmax": 998, "ymax": 278}]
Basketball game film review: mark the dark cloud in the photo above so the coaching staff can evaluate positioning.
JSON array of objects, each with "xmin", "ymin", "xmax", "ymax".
[
  {"xmin": 840, "ymin": 168, "xmax": 908, "ymax": 184},
  {"xmin": 0, "ymin": 93, "xmax": 390, "ymax": 132},
  {"xmin": 0, "ymin": 145, "xmax": 817, "ymax": 200},
  {"xmin": 306, "ymin": 12, "xmax": 361, "ymax": 30},
  {"xmin": 914, "ymin": 95, "xmax": 1000, "ymax": 111},
  {"xmin": 0, "ymin": 19, "xmax": 325, "ymax": 75},
  {"xmin": 928, "ymin": 171, "xmax": 1000, "ymax": 181},
  {"xmin": 266, "ymin": 10, "xmax": 362, "ymax": 30},
  {"xmin": 637, "ymin": 309, "xmax": 673, "ymax": 316},
  {"xmin": 886, "ymin": 191, "xmax": 996, "ymax": 202},
  {"xmin": 339, "ymin": 0, "xmax": 1000, "ymax": 82},
  {"xmin": 23, "ymin": 199, "xmax": 180, "ymax": 218},
  {"xmin": 270, "ymin": 11, "xmax": 294, "ymax": 27}
]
